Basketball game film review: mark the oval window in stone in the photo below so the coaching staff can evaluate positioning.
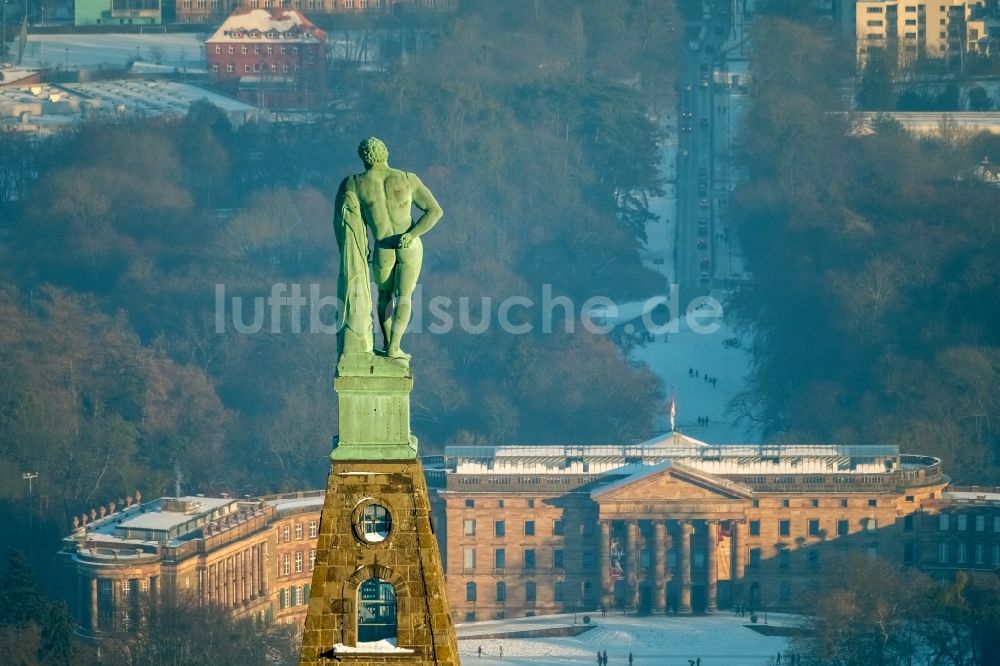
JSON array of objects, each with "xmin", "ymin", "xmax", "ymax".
[{"xmin": 358, "ymin": 503, "xmax": 392, "ymax": 543}]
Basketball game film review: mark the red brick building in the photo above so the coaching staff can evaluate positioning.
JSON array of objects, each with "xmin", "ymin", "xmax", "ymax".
[
  {"xmin": 205, "ymin": 7, "xmax": 327, "ymax": 109},
  {"xmin": 177, "ymin": 0, "xmax": 456, "ymax": 26}
]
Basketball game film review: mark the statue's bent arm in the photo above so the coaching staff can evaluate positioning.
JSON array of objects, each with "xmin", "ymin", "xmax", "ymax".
[{"xmin": 405, "ymin": 172, "xmax": 443, "ymax": 239}]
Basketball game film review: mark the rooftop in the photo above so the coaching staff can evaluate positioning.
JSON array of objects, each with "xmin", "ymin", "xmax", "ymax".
[{"xmin": 207, "ymin": 8, "xmax": 326, "ymax": 44}]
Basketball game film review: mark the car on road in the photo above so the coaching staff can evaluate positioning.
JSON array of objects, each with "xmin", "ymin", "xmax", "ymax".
[
  {"xmin": 700, "ymin": 271, "xmax": 710, "ymax": 283},
  {"xmin": 682, "ymin": 125, "xmax": 692, "ymax": 132},
  {"xmin": 699, "ymin": 198, "xmax": 710, "ymax": 208},
  {"xmin": 697, "ymin": 239, "xmax": 708, "ymax": 249},
  {"xmin": 700, "ymin": 258, "xmax": 711, "ymax": 269},
  {"xmin": 700, "ymin": 79, "xmax": 710, "ymax": 88}
]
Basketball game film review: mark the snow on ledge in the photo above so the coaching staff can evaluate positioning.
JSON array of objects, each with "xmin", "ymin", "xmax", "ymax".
[{"xmin": 331, "ymin": 639, "xmax": 414, "ymax": 654}]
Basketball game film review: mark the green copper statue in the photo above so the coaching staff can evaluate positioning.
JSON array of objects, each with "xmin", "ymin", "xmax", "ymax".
[{"xmin": 334, "ymin": 137, "xmax": 442, "ymax": 368}]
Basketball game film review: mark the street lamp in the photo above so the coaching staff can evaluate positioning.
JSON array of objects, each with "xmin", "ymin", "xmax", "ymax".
[
  {"xmin": 22, "ymin": 472, "xmax": 38, "ymax": 557},
  {"xmin": 64, "ymin": 45, "xmax": 68, "ymax": 70}
]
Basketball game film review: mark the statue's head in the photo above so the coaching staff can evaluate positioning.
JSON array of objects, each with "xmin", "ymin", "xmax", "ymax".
[{"xmin": 358, "ymin": 137, "xmax": 389, "ymax": 168}]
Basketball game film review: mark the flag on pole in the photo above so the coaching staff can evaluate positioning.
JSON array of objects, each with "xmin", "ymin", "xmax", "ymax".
[{"xmin": 669, "ymin": 387, "xmax": 677, "ymax": 432}]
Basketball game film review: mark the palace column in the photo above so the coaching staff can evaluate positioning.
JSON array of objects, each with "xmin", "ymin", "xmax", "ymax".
[
  {"xmin": 627, "ymin": 520, "xmax": 640, "ymax": 610},
  {"xmin": 706, "ymin": 520, "xmax": 719, "ymax": 612},
  {"xmin": 732, "ymin": 521, "xmax": 746, "ymax": 605},
  {"xmin": 678, "ymin": 520, "xmax": 693, "ymax": 614},
  {"xmin": 89, "ymin": 577, "xmax": 98, "ymax": 634},
  {"xmin": 599, "ymin": 520, "xmax": 612, "ymax": 609},
  {"xmin": 653, "ymin": 520, "xmax": 667, "ymax": 613}
]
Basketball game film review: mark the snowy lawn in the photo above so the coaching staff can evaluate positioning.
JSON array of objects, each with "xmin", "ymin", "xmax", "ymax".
[{"xmin": 457, "ymin": 611, "xmax": 795, "ymax": 665}]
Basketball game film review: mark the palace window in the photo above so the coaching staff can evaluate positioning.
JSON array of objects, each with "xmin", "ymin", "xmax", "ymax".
[
  {"xmin": 957, "ymin": 542, "xmax": 967, "ymax": 563},
  {"xmin": 749, "ymin": 548, "xmax": 761, "ymax": 568},
  {"xmin": 295, "ymin": 551, "xmax": 303, "ymax": 573},
  {"xmin": 309, "ymin": 549, "xmax": 316, "ymax": 571},
  {"xmin": 940, "ymin": 514, "xmax": 950, "ymax": 530},
  {"xmin": 554, "ymin": 581, "xmax": 564, "ymax": 602},
  {"xmin": 975, "ymin": 543, "xmax": 984, "ymax": 564},
  {"xmin": 749, "ymin": 520, "xmax": 760, "ymax": 536},
  {"xmin": 466, "ymin": 582, "xmax": 477, "ymax": 601},
  {"xmin": 494, "ymin": 548, "xmax": 505, "ymax": 569},
  {"xmin": 939, "ymin": 542, "xmax": 948, "ymax": 563},
  {"xmin": 465, "ymin": 499, "xmax": 474, "ymax": 508},
  {"xmin": 808, "ymin": 519, "xmax": 820, "ymax": 536},
  {"xmin": 975, "ymin": 515, "xmax": 985, "ymax": 532},
  {"xmin": 496, "ymin": 581, "xmax": 506, "ymax": 603},
  {"xmin": 553, "ymin": 549, "xmax": 564, "ymax": 568},
  {"xmin": 308, "ymin": 521, "xmax": 318, "ymax": 538},
  {"xmin": 778, "ymin": 548, "xmax": 790, "ymax": 570},
  {"xmin": 282, "ymin": 553, "xmax": 291, "ymax": 576},
  {"xmin": 865, "ymin": 518, "xmax": 877, "ymax": 532},
  {"xmin": 464, "ymin": 519, "xmax": 476, "ymax": 536},
  {"xmin": 779, "ymin": 520, "xmax": 790, "ymax": 537},
  {"xmin": 524, "ymin": 520, "xmax": 535, "ymax": 536},
  {"xmin": 495, "ymin": 520, "xmax": 506, "ymax": 537},
  {"xmin": 553, "ymin": 519, "xmax": 563, "ymax": 536},
  {"xmin": 958, "ymin": 515, "xmax": 967, "ymax": 531},
  {"xmin": 295, "ymin": 524, "xmax": 303, "ymax": 540},
  {"xmin": 811, "ymin": 499, "xmax": 819, "ymax": 508},
  {"xmin": 525, "ymin": 581, "xmax": 536, "ymax": 602},
  {"xmin": 464, "ymin": 547, "xmax": 476, "ymax": 571},
  {"xmin": 215, "ymin": 45, "xmax": 221, "ymax": 54},
  {"xmin": 838, "ymin": 520, "xmax": 849, "ymax": 536},
  {"xmin": 524, "ymin": 549, "xmax": 536, "ymax": 570},
  {"xmin": 841, "ymin": 499, "xmax": 849, "ymax": 508},
  {"xmin": 782, "ymin": 499, "xmax": 790, "ymax": 508},
  {"xmin": 527, "ymin": 499, "xmax": 535, "ymax": 508},
  {"xmin": 904, "ymin": 514, "xmax": 914, "ymax": 531},
  {"xmin": 868, "ymin": 499, "xmax": 877, "ymax": 507},
  {"xmin": 283, "ymin": 525, "xmax": 290, "ymax": 542}
]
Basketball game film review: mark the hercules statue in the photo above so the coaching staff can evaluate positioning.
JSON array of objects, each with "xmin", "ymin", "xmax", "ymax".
[{"xmin": 334, "ymin": 137, "xmax": 442, "ymax": 367}]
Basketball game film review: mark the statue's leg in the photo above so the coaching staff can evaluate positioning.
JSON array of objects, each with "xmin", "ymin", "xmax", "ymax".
[
  {"xmin": 386, "ymin": 240, "xmax": 422, "ymax": 359},
  {"xmin": 374, "ymin": 248, "xmax": 396, "ymax": 353}
]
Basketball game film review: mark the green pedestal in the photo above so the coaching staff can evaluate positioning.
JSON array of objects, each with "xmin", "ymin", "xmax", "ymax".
[{"xmin": 332, "ymin": 355, "xmax": 418, "ymax": 461}]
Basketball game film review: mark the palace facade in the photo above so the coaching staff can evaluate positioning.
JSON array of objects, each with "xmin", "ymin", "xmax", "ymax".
[
  {"xmin": 431, "ymin": 434, "xmax": 1000, "ymax": 622},
  {"xmin": 61, "ymin": 434, "xmax": 1000, "ymax": 635}
]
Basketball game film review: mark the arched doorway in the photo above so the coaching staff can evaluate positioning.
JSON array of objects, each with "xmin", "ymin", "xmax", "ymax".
[{"xmin": 358, "ymin": 578, "xmax": 397, "ymax": 643}]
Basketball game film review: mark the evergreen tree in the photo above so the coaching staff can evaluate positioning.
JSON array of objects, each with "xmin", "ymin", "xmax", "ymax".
[{"xmin": 857, "ymin": 47, "xmax": 897, "ymax": 110}]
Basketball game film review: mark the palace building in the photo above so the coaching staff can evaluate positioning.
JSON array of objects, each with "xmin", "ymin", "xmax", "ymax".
[{"xmin": 60, "ymin": 434, "xmax": 1000, "ymax": 635}]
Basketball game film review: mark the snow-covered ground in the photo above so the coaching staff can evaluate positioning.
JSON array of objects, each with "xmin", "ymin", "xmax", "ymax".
[
  {"xmin": 457, "ymin": 612, "xmax": 795, "ymax": 665},
  {"xmin": 626, "ymin": 297, "xmax": 755, "ymax": 443}
]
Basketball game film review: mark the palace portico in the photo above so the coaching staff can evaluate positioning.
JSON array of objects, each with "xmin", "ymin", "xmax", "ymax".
[{"xmin": 594, "ymin": 462, "xmax": 753, "ymax": 614}]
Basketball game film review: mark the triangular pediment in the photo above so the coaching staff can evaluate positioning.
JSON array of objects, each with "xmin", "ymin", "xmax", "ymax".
[{"xmin": 592, "ymin": 462, "xmax": 753, "ymax": 501}]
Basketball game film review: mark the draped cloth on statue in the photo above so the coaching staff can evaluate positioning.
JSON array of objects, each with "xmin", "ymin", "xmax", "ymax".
[{"xmin": 334, "ymin": 179, "xmax": 375, "ymax": 371}]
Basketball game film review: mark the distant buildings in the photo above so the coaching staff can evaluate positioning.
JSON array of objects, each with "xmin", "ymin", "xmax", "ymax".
[
  {"xmin": 176, "ymin": 0, "xmax": 456, "ymax": 25},
  {"xmin": 0, "ymin": 80, "xmax": 263, "ymax": 134},
  {"xmin": 205, "ymin": 7, "xmax": 327, "ymax": 109},
  {"xmin": 75, "ymin": 0, "xmax": 163, "ymax": 26},
  {"xmin": 61, "ymin": 492, "xmax": 324, "ymax": 635},
  {"xmin": 854, "ymin": 0, "xmax": 1000, "ymax": 67},
  {"xmin": 61, "ymin": 436, "xmax": 1000, "ymax": 636}
]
